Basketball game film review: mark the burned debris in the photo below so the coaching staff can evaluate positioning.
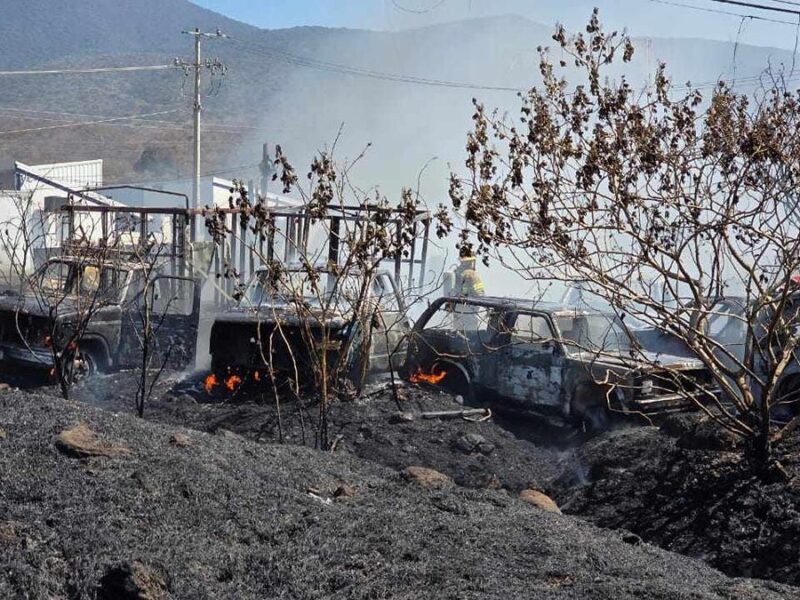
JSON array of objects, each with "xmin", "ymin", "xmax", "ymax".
[
  {"xmin": 405, "ymin": 296, "xmax": 716, "ymax": 428},
  {"xmin": 0, "ymin": 202, "xmax": 200, "ymax": 400}
]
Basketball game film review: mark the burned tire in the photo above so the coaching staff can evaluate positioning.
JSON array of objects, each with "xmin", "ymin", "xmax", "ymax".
[
  {"xmin": 570, "ymin": 384, "xmax": 610, "ymax": 432},
  {"xmin": 434, "ymin": 361, "xmax": 476, "ymax": 406},
  {"xmin": 73, "ymin": 348, "xmax": 102, "ymax": 382}
]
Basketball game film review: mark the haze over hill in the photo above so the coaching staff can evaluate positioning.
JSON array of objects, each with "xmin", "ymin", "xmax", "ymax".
[{"xmin": 0, "ymin": 0, "xmax": 796, "ymax": 219}]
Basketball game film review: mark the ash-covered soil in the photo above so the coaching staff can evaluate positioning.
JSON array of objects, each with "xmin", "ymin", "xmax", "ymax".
[
  {"xmin": 1, "ymin": 389, "xmax": 796, "ymax": 599},
  {"xmin": 76, "ymin": 371, "xmax": 569, "ymax": 493},
  {"xmin": 550, "ymin": 414, "xmax": 800, "ymax": 586}
]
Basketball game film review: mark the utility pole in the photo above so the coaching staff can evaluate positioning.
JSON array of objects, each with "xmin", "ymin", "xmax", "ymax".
[{"xmin": 176, "ymin": 28, "xmax": 227, "ymax": 235}]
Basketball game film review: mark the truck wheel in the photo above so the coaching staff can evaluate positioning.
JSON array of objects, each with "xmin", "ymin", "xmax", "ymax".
[
  {"xmin": 434, "ymin": 362, "xmax": 476, "ymax": 406},
  {"xmin": 571, "ymin": 384, "xmax": 610, "ymax": 432},
  {"xmin": 73, "ymin": 348, "xmax": 102, "ymax": 381}
]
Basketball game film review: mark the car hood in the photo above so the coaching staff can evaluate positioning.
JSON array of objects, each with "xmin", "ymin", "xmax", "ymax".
[
  {"xmin": 213, "ymin": 305, "xmax": 350, "ymax": 328},
  {"xmin": 0, "ymin": 292, "xmax": 114, "ymax": 320},
  {"xmin": 573, "ymin": 349, "xmax": 706, "ymax": 372}
]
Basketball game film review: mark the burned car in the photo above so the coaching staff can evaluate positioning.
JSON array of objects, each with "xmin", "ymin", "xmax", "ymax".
[
  {"xmin": 404, "ymin": 296, "xmax": 716, "ymax": 427},
  {"xmin": 0, "ymin": 255, "xmax": 200, "ymax": 377},
  {"xmin": 207, "ymin": 264, "xmax": 411, "ymax": 394}
]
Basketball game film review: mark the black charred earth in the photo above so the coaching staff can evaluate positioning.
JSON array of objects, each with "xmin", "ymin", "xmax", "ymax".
[{"xmin": 0, "ymin": 371, "xmax": 799, "ymax": 598}]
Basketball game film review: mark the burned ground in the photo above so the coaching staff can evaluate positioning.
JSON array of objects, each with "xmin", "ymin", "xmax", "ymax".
[
  {"xmin": 549, "ymin": 415, "xmax": 800, "ymax": 586},
  {"xmin": 1, "ymin": 388, "xmax": 797, "ymax": 599},
  {"xmin": 3, "ymin": 369, "xmax": 800, "ymax": 596}
]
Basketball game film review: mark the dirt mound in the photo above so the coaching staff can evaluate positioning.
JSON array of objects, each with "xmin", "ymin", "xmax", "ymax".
[
  {"xmin": 1, "ymin": 391, "xmax": 794, "ymax": 598},
  {"xmin": 550, "ymin": 418, "xmax": 800, "ymax": 585}
]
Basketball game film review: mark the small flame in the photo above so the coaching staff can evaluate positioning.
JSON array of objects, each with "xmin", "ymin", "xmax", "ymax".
[
  {"xmin": 225, "ymin": 374, "xmax": 243, "ymax": 391},
  {"xmin": 204, "ymin": 373, "xmax": 219, "ymax": 393},
  {"xmin": 49, "ymin": 367, "xmax": 55, "ymax": 378},
  {"xmin": 410, "ymin": 367, "xmax": 447, "ymax": 386},
  {"xmin": 253, "ymin": 371, "xmax": 261, "ymax": 382}
]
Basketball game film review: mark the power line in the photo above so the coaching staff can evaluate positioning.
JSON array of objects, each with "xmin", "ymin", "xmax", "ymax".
[
  {"xmin": 0, "ymin": 64, "xmax": 175, "ymax": 77},
  {"xmin": 643, "ymin": 0, "xmax": 797, "ymax": 24},
  {"xmin": 710, "ymin": 0, "xmax": 800, "ymax": 15},
  {"xmin": 390, "ymin": 0, "xmax": 446, "ymax": 14},
  {"xmin": 0, "ymin": 109, "xmax": 181, "ymax": 136},
  {"xmin": 229, "ymin": 37, "xmax": 523, "ymax": 93},
  {"xmin": 769, "ymin": 0, "xmax": 800, "ymax": 7},
  {"xmin": 0, "ymin": 106, "xmax": 262, "ymax": 133}
]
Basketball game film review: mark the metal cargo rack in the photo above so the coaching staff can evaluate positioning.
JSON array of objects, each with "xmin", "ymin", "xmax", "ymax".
[{"xmin": 201, "ymin": 202, "xmax": 432, "ymax": 306}]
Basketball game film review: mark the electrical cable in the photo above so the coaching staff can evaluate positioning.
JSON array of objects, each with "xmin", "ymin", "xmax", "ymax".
[
  {"xmin": 643, "ymin": 0, "xmax": 797, "ymax": 24},
  {"xmin": 228, "ymin": 37, "xmax": 523, "ymax": 92},
  {"xmin": 390, "ymin": 0, "xmax": 446, "ymax": 14},
  {"xmin": 0, "ymin": 109, "xmax": 181, "ymax": 136},
  {"xmin": 0, "ymin": 64, "xmax": 175, "ymax": 77},
  {"xmin": 710, "ymin": 0, "xmax": 800, "ymax": 15}
]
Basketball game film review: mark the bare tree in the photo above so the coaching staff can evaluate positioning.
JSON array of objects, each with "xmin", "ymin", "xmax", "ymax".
[
  {"xmin": 204, "ymin": 145, "xmax": 430, "ymax": 448},
  {"xmin": 443, "ymin": 9, "xmax": 800, "ymax": 469}
]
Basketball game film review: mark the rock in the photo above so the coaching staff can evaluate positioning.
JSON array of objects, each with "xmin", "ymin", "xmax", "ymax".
[
  {"xmin": 55, "ymin": 423, "xmax": 130, "ymax": 459},
  {"xmin": 623, "ymin": 533, "xmax": 643, "ymax": 546},
  {"xmin": 519, "ymin": 490, "xmax": 562, "ymax": 514},
  {"xmin": 0, "ymin": 521, "xmax": 18, "ymax": 544},
  {"xmin": 0, "ymin": 428, "xmax": 6, "ymax": 440},
  {"xmin": 0, "ymin": 382, "xmax": 11, "ymax": 391},
  {"xmin": 97, "ymin": 560, "xmax": 169, "ymax": 600},
  {"xmin": 169, "ymin": 433, "xmax": 192, "ymax": 448},
  {"xmin": 175, "ymin": 394, "xmax": 197, "ymax": 405},
  {"xmin": 677, "ymin": 419, "xmax": 741, "ymax": 451},
  {"xmin": 390, "ymin": 411, "xmax": 416, "ymax": 423},
  {"xmin": 333, "ymin": 483, "xmax": 356, "ymax": 499},
  {"xmin": 215, "ymin": 429, "xmax": 243, "ymax": 441},
  {"xmin": 481, "ymin": 473, "xmax": 502, "ymax": 490},
  {"xmin": 454, "ymin": 433, "xmax": 495, "ymax": 455},
  {"xmin": 401, "ymin": 466, "xmax": 454, "ymax": 489}
]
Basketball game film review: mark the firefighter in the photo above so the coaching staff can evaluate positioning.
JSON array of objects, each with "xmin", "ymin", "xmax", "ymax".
[
  {"xmin": 452, "ymin": 252, "xmax": 485, "ymax": 332},
  {"xmin": 454, "ymin": 254, "xmax": 485, "ymax": 297}
]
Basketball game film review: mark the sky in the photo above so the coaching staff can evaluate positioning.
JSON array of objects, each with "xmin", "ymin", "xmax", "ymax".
[{"xmin": 194, "ymin": 0, "xmax": 800, "ymax": 52}]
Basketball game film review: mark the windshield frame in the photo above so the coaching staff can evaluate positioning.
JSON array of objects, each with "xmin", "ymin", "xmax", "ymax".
[
  {"xmin": 552, "ymin": 311, "xmax": 633, "ymax": 356},
  {"xmin": 33, "ymin": 259, "xmax": 130, "ymax": 305}
]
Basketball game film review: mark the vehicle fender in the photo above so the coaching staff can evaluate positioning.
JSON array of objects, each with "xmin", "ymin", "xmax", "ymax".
[{"xmin": 79, "ymin": 335, "xmax": 112, "ymax": 367}]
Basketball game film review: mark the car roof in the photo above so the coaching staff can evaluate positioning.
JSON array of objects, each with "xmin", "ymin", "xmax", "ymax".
[
  {"xmin": 436, "ymin": 295, "xmax": 614, "ymax": 317},
  {"xmin": 50, "ymin": 256, "xmax": 141, "ymax": 269},
  {"xmin": 253, "ymin": 264, "xmax": 390, "ymax": 277}
]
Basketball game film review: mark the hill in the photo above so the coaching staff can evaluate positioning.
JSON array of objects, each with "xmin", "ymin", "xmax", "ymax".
[{"xmin": 0, "ymin": 2, "xmax": 795, "ymax": 196}]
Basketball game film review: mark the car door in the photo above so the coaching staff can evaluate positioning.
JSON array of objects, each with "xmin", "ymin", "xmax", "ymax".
[
  {"xmin": 494, "ymin": 311, "xmax": 563, "ymax": 409},
  {"xmin": 369, "ymin": 273, "xmax": 410, "ymax": 372},
  {"xmin": 148, "ymin": 276, "xmax": 201, "ymax": 370}
]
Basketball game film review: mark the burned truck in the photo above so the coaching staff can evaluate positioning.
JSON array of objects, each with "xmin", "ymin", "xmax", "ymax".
[
  {"xmin": 404, "ymin": 296, "xmax": 716, "ymax": 428},
  {"xmin": 203, "ymin": 201, "xmax": 432, "ymax": 396},
  {"xmin": 0, "ymin": 254, "xmax": 200, "ymax": 377},
  {"xmin": 0, "ymin": 204, "xmax": 201, "ymax": 378},
  {"xmin": 207, "ymin": 264, "xmax": 411, "ymax": 394}
]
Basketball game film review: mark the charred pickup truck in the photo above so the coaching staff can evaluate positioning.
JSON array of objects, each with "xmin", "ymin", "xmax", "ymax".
[
  {"xmin": 404, "ymin": 296, "xmax": 716, "ymax": 427},
  {"xmin": 207, "ymin": 264, "xmax": 411, "ymax": 394},
  {"xmin": 0, "ymin": 255, "xmax": 200, "ymax": 377}
]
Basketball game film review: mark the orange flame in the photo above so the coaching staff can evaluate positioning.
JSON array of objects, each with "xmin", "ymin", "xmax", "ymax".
[
  {"xmin": 410, "ymin": 368, "xmax": 447, "ymax": 386},
  {"xmin": 204, "ymin": 373, "xmax": 219, "ymax": 393},
  {"xmin": 253, "ymin": 371, "xmax": 261, "ymax": 382},
  {"xmin": 225, "ymin": 374, "xmax": 243, "ymax": 391}
]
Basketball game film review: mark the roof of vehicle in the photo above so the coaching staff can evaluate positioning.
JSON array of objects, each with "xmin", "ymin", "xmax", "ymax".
[
  {"xmin": 436, "ymin": 295, "xmax": 613, "ymax": 317},
  {"xmin": 253, "ymin": 264, "xmax": 392, "ymax": 277},
  {"xmin": 49, "ymin": 255, "xmax": 143, "ymax": 270}
]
